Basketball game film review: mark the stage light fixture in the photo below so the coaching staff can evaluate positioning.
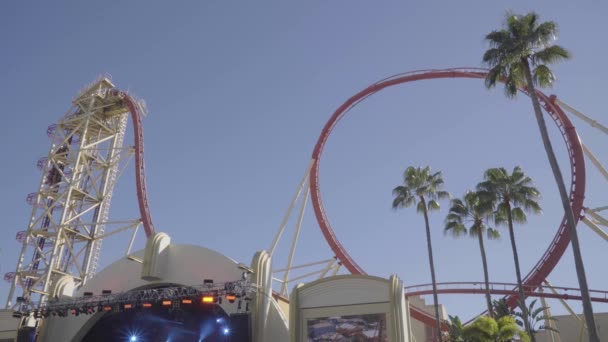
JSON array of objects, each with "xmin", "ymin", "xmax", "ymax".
[
  {"xmin": 16, "ymin": 297, "xmax": 25, "ymax": 303},
  {"xmin": 162, "ymin": 300, "xmax": 172, "ymax": 307},
  {"xmin": 103, "ymin": 306, "xmax": 112, "ymax": 312},
  {"xmin": 203, "ymin": 279, "xmax": 213, "ymax": 284},
  {"xmin": 129, "ymin": 335, "xmax": 138, "ymax": 342},
  {"xmin": 142, "ymin": 302, "xmax": 153, "ymax": 308},
  {"xmin": 202, "ymin": 295, "xmax": 214, "ymax": 304},
  {"xmin": 226, "ymin": 294, "xmax": 237, "ymax": 303},
  {"xmin": 223, "ymin": 327, "xmax": 230, "ymax": 336},
  {"xmin": 124, "ymin": 304, "xmax": 133, "ymax": 310},
  {"xmin": 102, "ymin": 290, "xmax": 112, "ymax": 295},
  {"xmin": 181, "ymin": 299, "xmax": 192, "ymax": 305}
]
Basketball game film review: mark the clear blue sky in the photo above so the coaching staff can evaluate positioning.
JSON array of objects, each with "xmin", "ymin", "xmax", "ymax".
[{"xmin": 1, "ymin": 2, "xmax": 606, "ymax": 320}]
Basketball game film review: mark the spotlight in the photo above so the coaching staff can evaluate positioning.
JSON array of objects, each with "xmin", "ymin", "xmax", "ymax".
[
  {"xmin": 129, "ymin": 335, "xmax": 138, "ymax": 342},
  {"xmin": 103, "ymin": 306, "xmax": 112, "ymax": 312},
  {"xmin": 83, "ymin": 292, "xmax": 93, "ymax": 297},
  {"xmin": 216, "ymin": 318, "xmax": 223, "ymax": 324},
  {"xmin": 161, "ymin": 300, "xmax": 172, "ymax": 307},
  {"xmin": 102, "ymin": 290, "xmax": 112, "ymax": 295},
  {"xmin": 181, "ymin": 299, "xmax": 192, "ymax": 305},
  {"xmin": 124, "ymin": 304, "xmax": 133, "ymax": 310},
  {"xmin": 226, "ymin": 294, "xmax": 237, "ymax": 303},
  {"xmin": 201, "ymin": 295, "xmax": 215, "ymax": 304},
  {"xmin": 142, "ymin": 302, "xmax": 153, "ymax": 308},
  {"xmin": 203, "ymin": 279, "xmax": 213, "ymax": 285},
  {"xmin": 223, "ymin": 327, "xmax": 230, "ymax": 336}
]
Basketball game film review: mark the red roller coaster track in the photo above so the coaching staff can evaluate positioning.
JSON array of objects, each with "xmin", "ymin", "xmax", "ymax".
[
  {"xmin": 309, "ymin": 68, "xmax": 586, "ymax": 326},
  {"xmin": 405, "ymin": 282, "xmax": 608, "ymax": 304},
  {"xmin": 121, "ymin": 92, "xmax": 156, "ymax": 238}
]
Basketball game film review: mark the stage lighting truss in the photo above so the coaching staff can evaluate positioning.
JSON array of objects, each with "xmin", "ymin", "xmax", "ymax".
[{"xmin": 19, "ymin": 279, "xmax": 256, "ymax": 318}]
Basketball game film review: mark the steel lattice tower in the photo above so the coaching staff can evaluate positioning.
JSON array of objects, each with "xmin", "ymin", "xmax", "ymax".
[{"xmin": 5, "ymin": 77, "xmax": 142, "ymax": 310}]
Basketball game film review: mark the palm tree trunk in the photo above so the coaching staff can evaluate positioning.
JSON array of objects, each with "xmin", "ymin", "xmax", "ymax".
[
  {"xmin": 505, "ymin": 201, "xmax": 532, "ymax": 337},
  {"xmin": 522, "ymin": 59, "xmax": 600, "ymax": 342},
  {"xmin": 420, "ymin": 196, "xmax": 443, "ymax": 341},
  {"xmin": 476, "ymin": 227, "xmax": 493, "ymax": 318}
]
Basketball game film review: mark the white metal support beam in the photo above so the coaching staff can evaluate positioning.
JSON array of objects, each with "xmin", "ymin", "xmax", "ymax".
[
  {"xmin": 544, "ymin": 280, "xmax": 585, "ymax": 342},
  {"xmin": 280, "ymin": 184, "xmax": 310, "ymax": 296},
  {"xmin": 581, "ymin": 143, "xmax": 608, "ymax": 182},
  {"xmin": 581, "ymin": 217, "xmax": 608, "ymax": 242},
  {"xmin": 268, "ymin": 159, "xmax": 314, "ymax": 256},
  {"xmin": 538, "ymin": 287, "xmax": 561, "ymax": 342},
  {"xmin": 555, "ymin": 99, "xmax": 608, "ymax": 135}
]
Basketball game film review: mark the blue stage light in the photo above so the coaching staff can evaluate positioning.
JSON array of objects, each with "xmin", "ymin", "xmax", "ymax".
[
  {"xmin": 216, "ymin": 318, "xmax": 223, "ymax": 324},
  {"xmin": 223, "ymin": 327, "xmax": 230, "ymax": 335},
  {"xmin": 129, "ymin": 335, "xmax": 138, "ymax": 342}
]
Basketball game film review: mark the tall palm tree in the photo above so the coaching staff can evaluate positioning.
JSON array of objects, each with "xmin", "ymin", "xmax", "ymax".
[
  {"xmin": 482, "ymin": 12, "xmax": 599, "ymax": 340},
  {"xmin": 393, "ymin": 166, "xmax": 450, "ymax": 341},
  {"xmin": 477, "ymin": 167, "xmax": 541, "ymax": 337},
  {"xmin": 445, "ymin": 191, "xmax": 500, "ymax": 318}
]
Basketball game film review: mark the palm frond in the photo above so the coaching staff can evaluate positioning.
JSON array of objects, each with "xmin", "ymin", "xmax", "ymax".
[
  {"xmin": 538, "ymin": 325, "xmax": 559, "ymax": 333},
  {"xmin": 532, "ymin": 45, "xmax": 570, "ymax": 65},
  {"xmin": 416, "ymin": 200, "xmax": 426, "ymax": 214},
  {"xmin": 445, "ymin": 221, "xmax": 467, "ymax": 237},
  {"xmin": 482, "ymin": 47, "xmax": 504, "ymax": 66},
  {"xmin": 530, "ymin": 21, "xmax": 559, "ymax": 47},
  {"xmin": 427, "ymin": 199, "xmax": 440, "ymax": 211},
  {"xmin": 533, "ymin": 64, "xmax": 556, "ymax": 88},
  {"xmin": 487, "ymin": 227, "xmax": 501, "ymax": 240},
  {"xmin": 485, "ymin": 30, "xmax": 512, "ymax": 48},
  {"xmin": 511, "ymin": 207, "xmax": 528, "ymax": 223},
  {"xmin": 504, "ymin": 73, "xmax": 519, "ymax": 98},
  {"xmin": 436, "ymin": 190, "xmax": 450, "ymax": 200}
]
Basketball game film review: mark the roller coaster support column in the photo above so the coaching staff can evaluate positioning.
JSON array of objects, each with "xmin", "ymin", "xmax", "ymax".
[
  {"xmin": 538, "ymin": 287, "xmax": 561, "ymax": 342},
  {"xmin": 544, "ymin": 280, "xmax": 585, "ymax": 342},
  {"xmin": 280, "ymin": 182, "xmax": 310, "ymax": 296},
  {"xmin": 269, "ymin": 160, "xmax": 314, "ymax": 256}
]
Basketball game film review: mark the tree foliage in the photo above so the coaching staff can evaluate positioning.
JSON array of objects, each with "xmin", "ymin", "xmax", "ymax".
[{"xmin": 483, "ymin": 12, "xmax": 570, "ymax": 98}]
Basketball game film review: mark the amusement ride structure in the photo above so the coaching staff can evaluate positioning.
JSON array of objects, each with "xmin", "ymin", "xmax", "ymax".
[
  {"xmin": 5, "ymin": 77, "xmax": 156, "ymax": 311},
  {"xmin": 4, "ymin": 69, "xmax": 608, "ymax": 337}
]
